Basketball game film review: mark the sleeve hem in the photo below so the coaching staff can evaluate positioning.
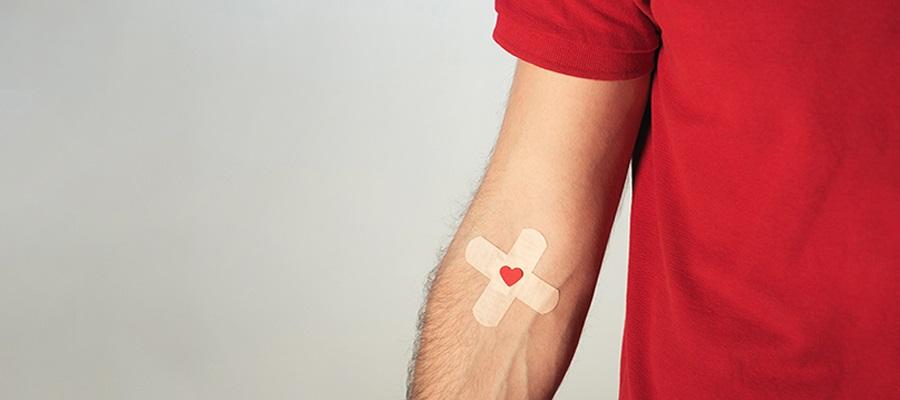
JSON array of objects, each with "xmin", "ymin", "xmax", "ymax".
[{"xmin": 491, "ymin": 10, "xmax": 659, "ymax": 81}]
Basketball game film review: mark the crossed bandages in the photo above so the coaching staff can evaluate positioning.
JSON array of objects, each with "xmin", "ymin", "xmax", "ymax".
[{"xmin": 464, "ymin": 228, "xmax": 559, "ymax": 327}]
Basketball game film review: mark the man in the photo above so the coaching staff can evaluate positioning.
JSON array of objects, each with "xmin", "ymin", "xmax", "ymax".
[{"xmin": 409, "ymin": 0, "xmax": 900, "ymax": 398}]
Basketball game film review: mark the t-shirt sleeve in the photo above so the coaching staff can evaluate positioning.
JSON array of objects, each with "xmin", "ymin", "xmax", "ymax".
[{"xmin": 492, "ymin": 0, "xmax": 661, "ymax": 80}]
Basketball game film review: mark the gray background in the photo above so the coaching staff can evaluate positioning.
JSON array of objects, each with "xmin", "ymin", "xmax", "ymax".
[{"xmin": 1, "ymin": 1, "xmax": 632, "ymax": 398}]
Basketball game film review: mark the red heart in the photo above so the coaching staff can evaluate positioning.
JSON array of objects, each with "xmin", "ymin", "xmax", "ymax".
[{"xmin": 499, "ymin": 266, "xmax": 523, "ymax": 286}]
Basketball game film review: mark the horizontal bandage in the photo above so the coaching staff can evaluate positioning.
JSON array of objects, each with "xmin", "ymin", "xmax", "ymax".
[{"xmin": 464, "ymin": 228, "xmax": 559, "ymax": 327}]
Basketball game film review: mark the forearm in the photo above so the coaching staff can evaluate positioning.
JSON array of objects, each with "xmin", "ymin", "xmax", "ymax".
[
  {"xmin": 413, "ymin": 196, "xmax": 619, "ymax": 399},
  {"xmin": 410, "ymin": 61, "xmax": 651, "ymax": 399}
]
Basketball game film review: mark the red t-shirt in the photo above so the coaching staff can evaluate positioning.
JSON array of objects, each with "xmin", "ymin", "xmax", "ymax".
[{"xmin": 492, "ymin": 1, "xmax": 900, "ymax": 398}]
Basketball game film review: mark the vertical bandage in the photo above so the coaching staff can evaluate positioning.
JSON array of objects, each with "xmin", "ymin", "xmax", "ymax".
[{"xmin": 464, "ymin": 228, "xmax": 559, "ymax": 327}]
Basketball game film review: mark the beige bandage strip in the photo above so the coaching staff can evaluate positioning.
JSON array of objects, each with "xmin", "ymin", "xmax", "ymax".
[{"xmin": 464, "ymin": 228, "xmax": 559, "ymax": 327}]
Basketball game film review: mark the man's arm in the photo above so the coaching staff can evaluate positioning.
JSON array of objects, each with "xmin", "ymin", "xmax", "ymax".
[{"xmin": 409, "ymin": 59, "xmax": 652, "ymax": 399}]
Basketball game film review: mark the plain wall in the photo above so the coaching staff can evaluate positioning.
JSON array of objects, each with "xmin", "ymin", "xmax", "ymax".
[{"xmin": 0, "ymin": 1, "xmax": 632, "ymax": 398}]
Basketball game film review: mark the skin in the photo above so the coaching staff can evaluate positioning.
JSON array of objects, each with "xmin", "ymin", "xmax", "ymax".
[{"xmin": 408, "ymin": 60, "xmax": 653, "ymax": 399}]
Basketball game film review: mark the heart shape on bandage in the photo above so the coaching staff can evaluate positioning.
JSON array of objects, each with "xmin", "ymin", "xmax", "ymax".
[{"xmin": 499, "ymin": 266, "xmax": 524, "ymax": 286}]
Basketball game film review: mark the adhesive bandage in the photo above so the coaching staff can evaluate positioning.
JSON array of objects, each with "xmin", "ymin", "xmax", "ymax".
[{"xmin": 464, "ymin": 228, "xmax": 559, "ymax": 327}]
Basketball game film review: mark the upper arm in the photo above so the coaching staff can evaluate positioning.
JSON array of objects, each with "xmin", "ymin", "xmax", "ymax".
[{"xmin": 475, "ymin": 58, "xmax": 651, "ymax": 237}]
